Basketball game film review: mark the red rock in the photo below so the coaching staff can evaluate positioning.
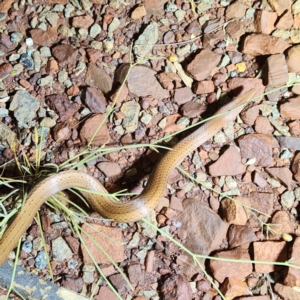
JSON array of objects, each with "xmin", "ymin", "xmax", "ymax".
[
  {"xmin": 276, "ymin": 10, "xmax": 294, "ymax": 30},
  {"xmin": 228, "ymin": 223, "xmax": 258, "ymax": 248},
  {"xmin": 266, "ymin": 167, "xmax": 293, "ymax": 189},
  {"xmin": 226, "ymin": 1, "xmax": 248, "ymax": 19},
  {"xmin": 267, "ymin": 54, "xmax": 289, "ymax": 87},
  {"xmin": 227, "ymin": 77, "xmax": 265, "ymax": 103},
  {"xmin": 238, "ymin": 134, "xmax": 273, "ymax": 167},
  {"xmin": 161, "ymin": 274, "xmax": 193, "ymax": 300},
  {"xmin": 127, "ymin": 263, "xmax": 142, "ymax": 286},
  {"xmin": 193, "ymin": 80, "xmax": 214, "ymax": 94},
  {"xmin": 253, "ymin": 241, "xmax": 287, "ymax": 273},
  {"xmin": 145, "ymin": 250, "xmax": 155, "ymax": 273},
  {"xmin": 80, "ymin": 114, "xmax": 111, "ymax": 146},
  {"xmin": 0, "ymin": 63, "xmax": 12, "ymax": 79},
  {"xmin": 157, "ymin": 72, "xmax": 174, "ymax": 90},
  {"xmin": 81, "ymin": 223, "xmax": 125, "ymax": 264},
  {"xmin": 53, "ymin": 123, "xmax": 71, "ymax": 141},
  {"xmin": 210, "ymin": 248, "xmax": 252, "ymax": 283},
  {"xmin": 160, "ymin": 113, "xmax": 185, "ymax": 133},
  {"xmin": 226, "ymin": 20, "xmax": 245, "ymax": 39},
  {"xmin": 186, "ymin": 49, "xmax": 222, "ymax": 81},
  {"xmin": 97, "ymin": 162, "xmax": 122, "ymax": 178},
  {"xmin": 46, "ymin": 94, "xmax": 79, "ymax": 122},
  {"xmin": 285, "ymin": 237, "xmax": 300, "ymax": 286},
  {"xmin": 254, "ymin": 10, "xmax": 277, "ymax": 34},
  {"xmin": 240, "ymin": 105, "xmax": 260, "ymax": 126},
  {"xmin": 115, "ymin": 64, "xmax": 169, "ymax": 100},
  {"xmin": 62, "ymin": 277, "xmax": 83, "ymax": 293},
  {"xmin": 209, "ymin": 146, "xmax": 246, "ymax": 176},
  {"xmin": 173, "ymin": 87, "xmax": 194, "ymax": 105},
  {"xmin": 254, "ymin": 116, "xmax": 274, "ymax": 135},
  {"xmin": 84, "ymin": 87, "xmax": 107, "ymax": 113},
  {"xmin": 182, "ymin": 102, "xmax": 205, "ymax": 118},
  {"xmin": 52, "ymin": 44, "xmax": 77, "ymax": 65},
  {"xmin": 292, "ymin": 152, "xmax": 300, "ymax": 183},
  {"xmin": 286, "ymin": 45, "xmax": 300, "ymax": 73},
  {"xmin": 85, "ymin": 63, "xmax": 113, "ymax": 94},
  {"xmin": 253, "ymin": 171, "xmax": 268, "ymax": 188},
  {"xmin": 274, "ymin": 283, "xmax": 300, "ymax": 300},
  {"xmin": 144, "ymin": 0, "xmax": 167, "ymax": 16},
  {"xmin": 269, "ymin": 211, "xmax": 295, "ymax": 240},
  {"xmin": 0, "ymin": 0, "xmax": 14, "ymax": 13},
  {"xmin": 110, "ymin": 84, "xmax": 128, "ymax": 106},
  {"xmin": 280, "ymin": 97, "xmax": 300, "ymax": 120},
  {"xmin": 71, "ymin": 15, "xmax": 94, "ymax": 29},
  {"xmin": 288, "ymin": 120, "xmax": 300, "ymax": 136},
  {"xmin": 220, "ymin": 196, "xmax": 250, "ymax": 226},
  {"xmin": 249, "ymin": 192, "xmax": 274, "ymax": 216},
  {"xmin": 220, "ymin": 277, "xmax": 250, "ymax": 300},
  {"xmin": 95, "ymin": 287, "xmax": 118, "ymax": 300},
  {"xmin": 242, "ymin": 34, "xmax": 290, "ymax": 56}
]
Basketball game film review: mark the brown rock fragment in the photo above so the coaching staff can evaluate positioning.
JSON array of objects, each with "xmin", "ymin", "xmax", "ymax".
[
  {"xmin": 80, "ymin": 114, "xmax": 111, "ymax": 146},
  {"xmin": 242, "ymin": 34, "xmax": 290, "ymax": 56},
  {"xmin": 71, "ymin": 15, "xmax": 94, "ymax": 29},
  {"xmin": 85, "ymin": 63, "xmax": 113, "ymax": 94},
  {"xmin": 274, "ymin": 283, "xmax": 300, "ymax": 300},
  {"xmin": 53, "ymin": 123, "xmax": 71, "ymax": 141},
  {"xmin": 115, "ymin": 64, "xmax": 169, "ymax": 100},
  {"xmin": 96, "ymin": 287, "xmax": 118, "ymax": 300},
  {"xmin": 280, "ymin": 97, "xmax": 300, "ymax": 120},
  {"xmin": 220, "ymin": 277, "xmax": 250, "ymax": 300},
  {"xmin": 97, "ymin": 162, "xmax": 122, "ymax": 178},
  {"xmin": 209, "ymin": 248, "xmax": 252, "ymax": 283},
  {"xmin": 269, "ymin": 211, "xmax": 295, "ymax": 240},
  {"xmin": 253, "ymin": 241, "xmax": 287, "ymax": 273},
  {"xmin": 81, "ymin": 223, "xmax": 125, "ymax": 264},
  {"xmin": 46, "ymin": 94, "xmax": 79, "ymax": 122},
  {"xmin": 84, "ymin": 87, "xmax": 107, "ymax": 114},
  {"xmin": 30, "ymin": 29, "xmax": 53, "ymax": 47},
  {"xmin": 227, "ymin": 77, "xmax": 265, "ymax": 102},
  {"xmin": 161, "ymin": 274, "xmax": 193, "ymax": 300},
  {"xmin": 240, "ymin": 105, "xmax": 259, "ymax": 126},
  {"xmin": 173, "ymin": 87, "xmax": 194, "ymax": 105},
  {"xmin": 267, "ymin": 54, "xmax": 289, "ymax": 87},
  {"xmin": 193, "ymin": 80, "xmax": 214, "ymax": 94},
  {"xmin": 209, "ymin": 146, "xmax": 246, "ymax": 177},
  {"xmin": 266, "ymin": 167, "xmax": 293, "ymax": 189},
  {"xmin": 0, "ymin": 0, "xmax": 14, "ymax": 13},
  {"xmin": 292, "ymin": 152, "xmax": 300, "ymax": 183},
  {"xmin": 253, "ymin": 171, "xmax": 268, "ymax": 188},
  {"xmin": 181, "ymin": 102, "xmax": 205, "ymax": 118},
  {"xmin": 254, "ymin": 116, "xmax": 274, "ymax": 135},
  {"xmin": 276, "ymin": 10, "xmax": 294, "ymax": 30},
  {"xmin": 220, "ymin": 196, "xmax": 250, "ymax": 226},
  {"xmin": 285, "ymin": 237, "xmax": 300, "ymax": 286},
  {"xmin": 226, "ymin": 1, "xmax": 248, "ymax": 19},
  {"xmin": 249, "ymin": 192, "xmax": 273, "ymax": 216},
  {"xmin": 228, "ymin": 223, "xmax": 258, "ymax": 248},
  {"xmin": 186, "ymin": 49, "xmax": 221, "ymax": 81},
  {"xmin": 254, "ymin": 10, "xmax": 277, "ymax": 34},
  {"xmin": 225, "ymin": 20, "xmax": 245, "ymax": 39},
  {"xmin": 286, "ymin": 45, "xmax": 300, "ymax": 73},
  {"xmin": 288, "ymin": 120, "xmax": 300, "ymax": 136},
  {"xmin": 0, "ymin": 63, "xmax": 12, "ymax": 79},
  {"xmin": 238, "ymin": 134, "xmax": 273, "ymax": 167},
  {"xmin": 52, "ymin": 44, "xmax": 77, "ymax": 65}
]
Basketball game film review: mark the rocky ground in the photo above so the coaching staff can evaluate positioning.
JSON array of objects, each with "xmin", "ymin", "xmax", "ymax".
[{"xmin": 0, "ymin": 0, "xmax": 300, "ymax": 299}]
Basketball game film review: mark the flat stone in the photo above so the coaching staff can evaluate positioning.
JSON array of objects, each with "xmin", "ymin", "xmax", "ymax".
[
  {"xmin": 286, "ymin": 45, "xmax": 300, "ymax": 73},
  {"xmin": 210, "ymin": 248, "xmax": 252, "ymax": 283},
  {"xmin": 280, "ymin": 96, "xmax": 300, "ymax": 120},
  {"xmin": 52, "ymin": 44, "xmax": 77, "ymax": 65},
  {"xmin": 274, "ymin": 283, "xmax": 300, "ymax": 300},
  {"xmin": 240, "ymin": 105, "xmax": 260, "ymax": 126},
  {"xmin": 193, "ymin": 80, "xmax": 214, "ymax": 94},
  {"xmin": 228, "ymin": 223, "xmax": 257, "ymax": 249},
  {"xmin": 46, "ymin": 94, "xmax": 79, "ymax": 122},
  {"xmin": 173, "ymin": 87, "xmax": 194, "ymax": 105},
  {"xmin": 95, "ymin": 287, "xmax": 118, "ymax": 300},
  {"xmin": 238, "ymin": 134, "xmax": 273, "ymax": 167},
  {"xmin": 254, "ymin": 10, "xmax": 277, "ymax": 34},
  {"xmin": 85, "ymin": 63, "xmax": 113, "ymax": 94},
  {"xmin": 254, "ymin": 116, "xmax": 274, "ymax": 135},
  {"xmin": 71, "ymin": 15, "xmax": 94, "ymax": 29},
  {"xmin": 267, "ymin": 54, "xmax": 289, "ymax": 87},
  {"xmin": 131, "ymin": 4, "xmax": 147, "ymax": 20},
  {"xmin": 80, "ymin": 114, "xmax": 111, "ymax": 146},
  {"xmin": 121, "ymin": 100, "xmax": 140, "ymax": 133},
  {"xmin": 176, "ymin": 200, "xmax": 229, "ymax": 277},
  {"xmin": 181, "ymin": 102, "xmax": 205, "ymax": 118},
  {"xmin": 285, "ymin": 237, "xmax": 300, "ymax": 286},
  {"xmin": 84, "ymin": 87, "xmax": 107, "ymax": 114},
  {"xmin": 186, "ymin": 49, "xmax": 221, "ymax": 81},
  {"xmin": 116, "ymin": 64, "xmax": 169, "ymax": 100},
  {"xmin": 277, "ymin": 136, "xmax": 300, "ymax": 150},
  {"xmin": 292, "ymin": 152, "xmax": 300, "ymax": 183},
  {"xmin": 242, "ymin": 34, "xmax": 290, "ymax": 56},
  {"xmin": 220, "ymin": 277, "xmax": 250, "ymax": 300},
  {"xmin": 266, "ymin": 167, "xmax": 293, "ymax": 189},
  {"xmin": 161, "ymin": 274, "xmax": 192, "ymax": 300},
  {"xmin": 209, "ymin": 146, "xmax": 246, "ymax": 176},
  {"xmin": 249, "ymin": 192, "xmax": 274, "ymax": 216},
  {"xmin": 253, "ymin": 241, "xmax": 287, "ymax": 273},
  {"xmin": 269, "ymin": 211, "xmax": 295, "ymax": 240},
  {"xmin": 81, "ymin": 223, "xmax": 125, "ymax": 264},
  {"xmin": 97, "ymin": 162, "xmax": 122, "ymax": 178},
  {"xmin": 226, "ymin": 1, "xmax": 247, "ymax": 19}
]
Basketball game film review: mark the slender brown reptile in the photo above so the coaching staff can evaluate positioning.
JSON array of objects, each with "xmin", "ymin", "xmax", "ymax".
[{"xmin": 0, "ymin": 88, "xmax": 255, "ymax": 266}]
